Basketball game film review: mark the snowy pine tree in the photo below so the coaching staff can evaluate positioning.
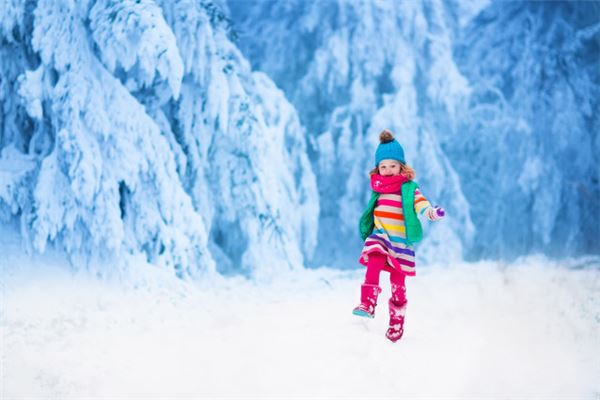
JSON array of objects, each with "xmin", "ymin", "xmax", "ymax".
[
  {"xmin": 228, "ymin": 0, "xmax": 600, "ymax": 263},
  {"xmin": 228, "ymin": 0, "xmax": 478, "ymax": 266},
  {"xmin": 452, "ymin": 1, "xmax": 600, "ymax": 258},
  {"xmin": 156, "ymin": 0, "xmax": 319, "ymax": 276},
  {"xmin": 0, "ymin": 0, "xmax": 318, "ymax": 277}
]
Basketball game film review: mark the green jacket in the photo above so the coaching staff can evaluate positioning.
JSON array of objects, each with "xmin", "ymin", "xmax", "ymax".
[{"xmin": 358, "ymin": 181, "xmax": 423, "ymax": 245}]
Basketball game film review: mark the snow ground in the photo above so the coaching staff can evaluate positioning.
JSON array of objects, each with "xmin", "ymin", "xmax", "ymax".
[{"xmin": 1, "ymin": 241, "xmax": 599, "ymax": 399}]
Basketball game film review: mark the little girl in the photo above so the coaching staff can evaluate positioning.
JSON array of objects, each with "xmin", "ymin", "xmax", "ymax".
[{"xmin": 353, "ymin": 130, "xmax": 445, "ymax": 342}]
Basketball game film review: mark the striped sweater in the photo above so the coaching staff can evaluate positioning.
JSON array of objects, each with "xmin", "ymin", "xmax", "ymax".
[{"xmin": 359, "ymin": 188, "xmax": 431, "ymax": 276}]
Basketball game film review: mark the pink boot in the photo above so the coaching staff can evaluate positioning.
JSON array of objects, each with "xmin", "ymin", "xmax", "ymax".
[
  {"xmin": 385, "ymin": 299, "xmax": 407, "ymax": 342},
  {"xmin": 352, "ymin": 284, "xmax": 382, "ymax": 318}
]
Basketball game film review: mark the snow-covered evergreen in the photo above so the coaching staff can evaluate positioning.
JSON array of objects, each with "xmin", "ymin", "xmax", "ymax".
[
  {"xmin": 228, "ymin": 0, "xmax": 480, "ymax": 267},
  {"xmin": 452, "ymin": 1, "xmax": 600, "ymax": 259},
  {"xmin": 1, "ymin": 0, "xmax": 598, "ymax": 275},
  {"xmin": 0, "ymin": 0, "xmax": 318, "ymax": 277},
  {"xmin": 228, "ymin": 0, "xmax": 599, "ymax": 265}
]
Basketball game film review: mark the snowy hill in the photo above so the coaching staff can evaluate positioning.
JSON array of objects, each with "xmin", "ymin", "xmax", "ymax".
[{"xmin": 2, "ymin": 233, "xmax": 599, "ymax": 397}]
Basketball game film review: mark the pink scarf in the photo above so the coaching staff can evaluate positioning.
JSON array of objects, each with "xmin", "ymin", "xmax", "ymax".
[{"xmin": 370, "ymin": 174, "xmax": 408, "ymax": 194}]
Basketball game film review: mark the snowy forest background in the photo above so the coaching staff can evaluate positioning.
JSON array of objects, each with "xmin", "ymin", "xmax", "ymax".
[
  {"xmin": 1, "ymin": 0, "xmax": 600, "ymax": 398},
  {"xmin": 1, "ymin": 0, "xmax": 599, "ymax": 277}
]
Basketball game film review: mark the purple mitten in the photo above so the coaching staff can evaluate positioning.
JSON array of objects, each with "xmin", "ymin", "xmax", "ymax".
[
  {"xmin": 426, "ymin": 206, "xmax": 445, "ymax": 221},
  {"xmin": 435, "ymin": 206, "xmax": 445, "ymax": 218}
]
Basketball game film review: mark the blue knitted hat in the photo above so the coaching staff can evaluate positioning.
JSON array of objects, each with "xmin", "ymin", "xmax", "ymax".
[{"xmin": 375, "ymin": 130, "xmax": 405, "ymax": 166}]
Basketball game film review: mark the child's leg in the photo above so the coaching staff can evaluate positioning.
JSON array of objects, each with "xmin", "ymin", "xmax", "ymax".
[
  {"xmin": 386, "ymin": 270, "xmax": 407, "ymax": 342},
  {"xmin": 353, "ymin": 253, "xmax": 386, "ymax": 318},
  {"xmin": 389, "ymin": 270, "xmax": 407, "ymax": 305},
  {"xmin": 364, "ymin": 252, "xmax": 386, "ymax": 285}
]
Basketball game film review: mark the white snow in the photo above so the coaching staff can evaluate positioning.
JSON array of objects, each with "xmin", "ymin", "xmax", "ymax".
[
  {"xmin": 2, "ymin": 3, "xmax": 598, "ymax": 397},
  {"xmin": 89, "ymin": 0, "xmax": 184, "ymax": 98},
  {"xmin": 2, "ymin": 231, "xmax": 598, "ymax": 398}
]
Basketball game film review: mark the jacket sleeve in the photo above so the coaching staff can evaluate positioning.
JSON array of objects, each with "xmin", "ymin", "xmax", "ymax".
[{"xmin": 414, "ymin": 188, "xmax": 432, "ymax": 216}]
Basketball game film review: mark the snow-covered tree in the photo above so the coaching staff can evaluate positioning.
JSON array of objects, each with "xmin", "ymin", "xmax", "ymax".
[
  {"xmin": 156, "ymin": 0, "xmax": 319, "ymax": 277},
  {"xmin": 228, "ymin": 0, "xmax": 600, "ymax": 264},
  {"xmin": 228, "ymin": 0, "xmax": 479, "ymax": 266},
  {"xmin": 0, "ymin": 0, "xmax": 318, "ymax": 278},
  {"xmin": 452, "ymin": 1, "xmax": 600, "ymax": 259}
]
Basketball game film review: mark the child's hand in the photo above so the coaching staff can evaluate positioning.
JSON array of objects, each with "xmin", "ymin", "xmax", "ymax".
[{"xmin": 426, "ymin": 206, "xmax": 445, "ymax": 221}]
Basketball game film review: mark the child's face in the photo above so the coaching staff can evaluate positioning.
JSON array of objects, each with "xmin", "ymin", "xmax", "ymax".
[{"xmin": 378, "ymin": 159, "xmax": 402, "ymax": 176}]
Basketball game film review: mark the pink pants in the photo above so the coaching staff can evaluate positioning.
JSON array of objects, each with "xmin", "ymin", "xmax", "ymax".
[{"xmin": 364, "ymin": 252, "xmax": 407, "ymax": 305}]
